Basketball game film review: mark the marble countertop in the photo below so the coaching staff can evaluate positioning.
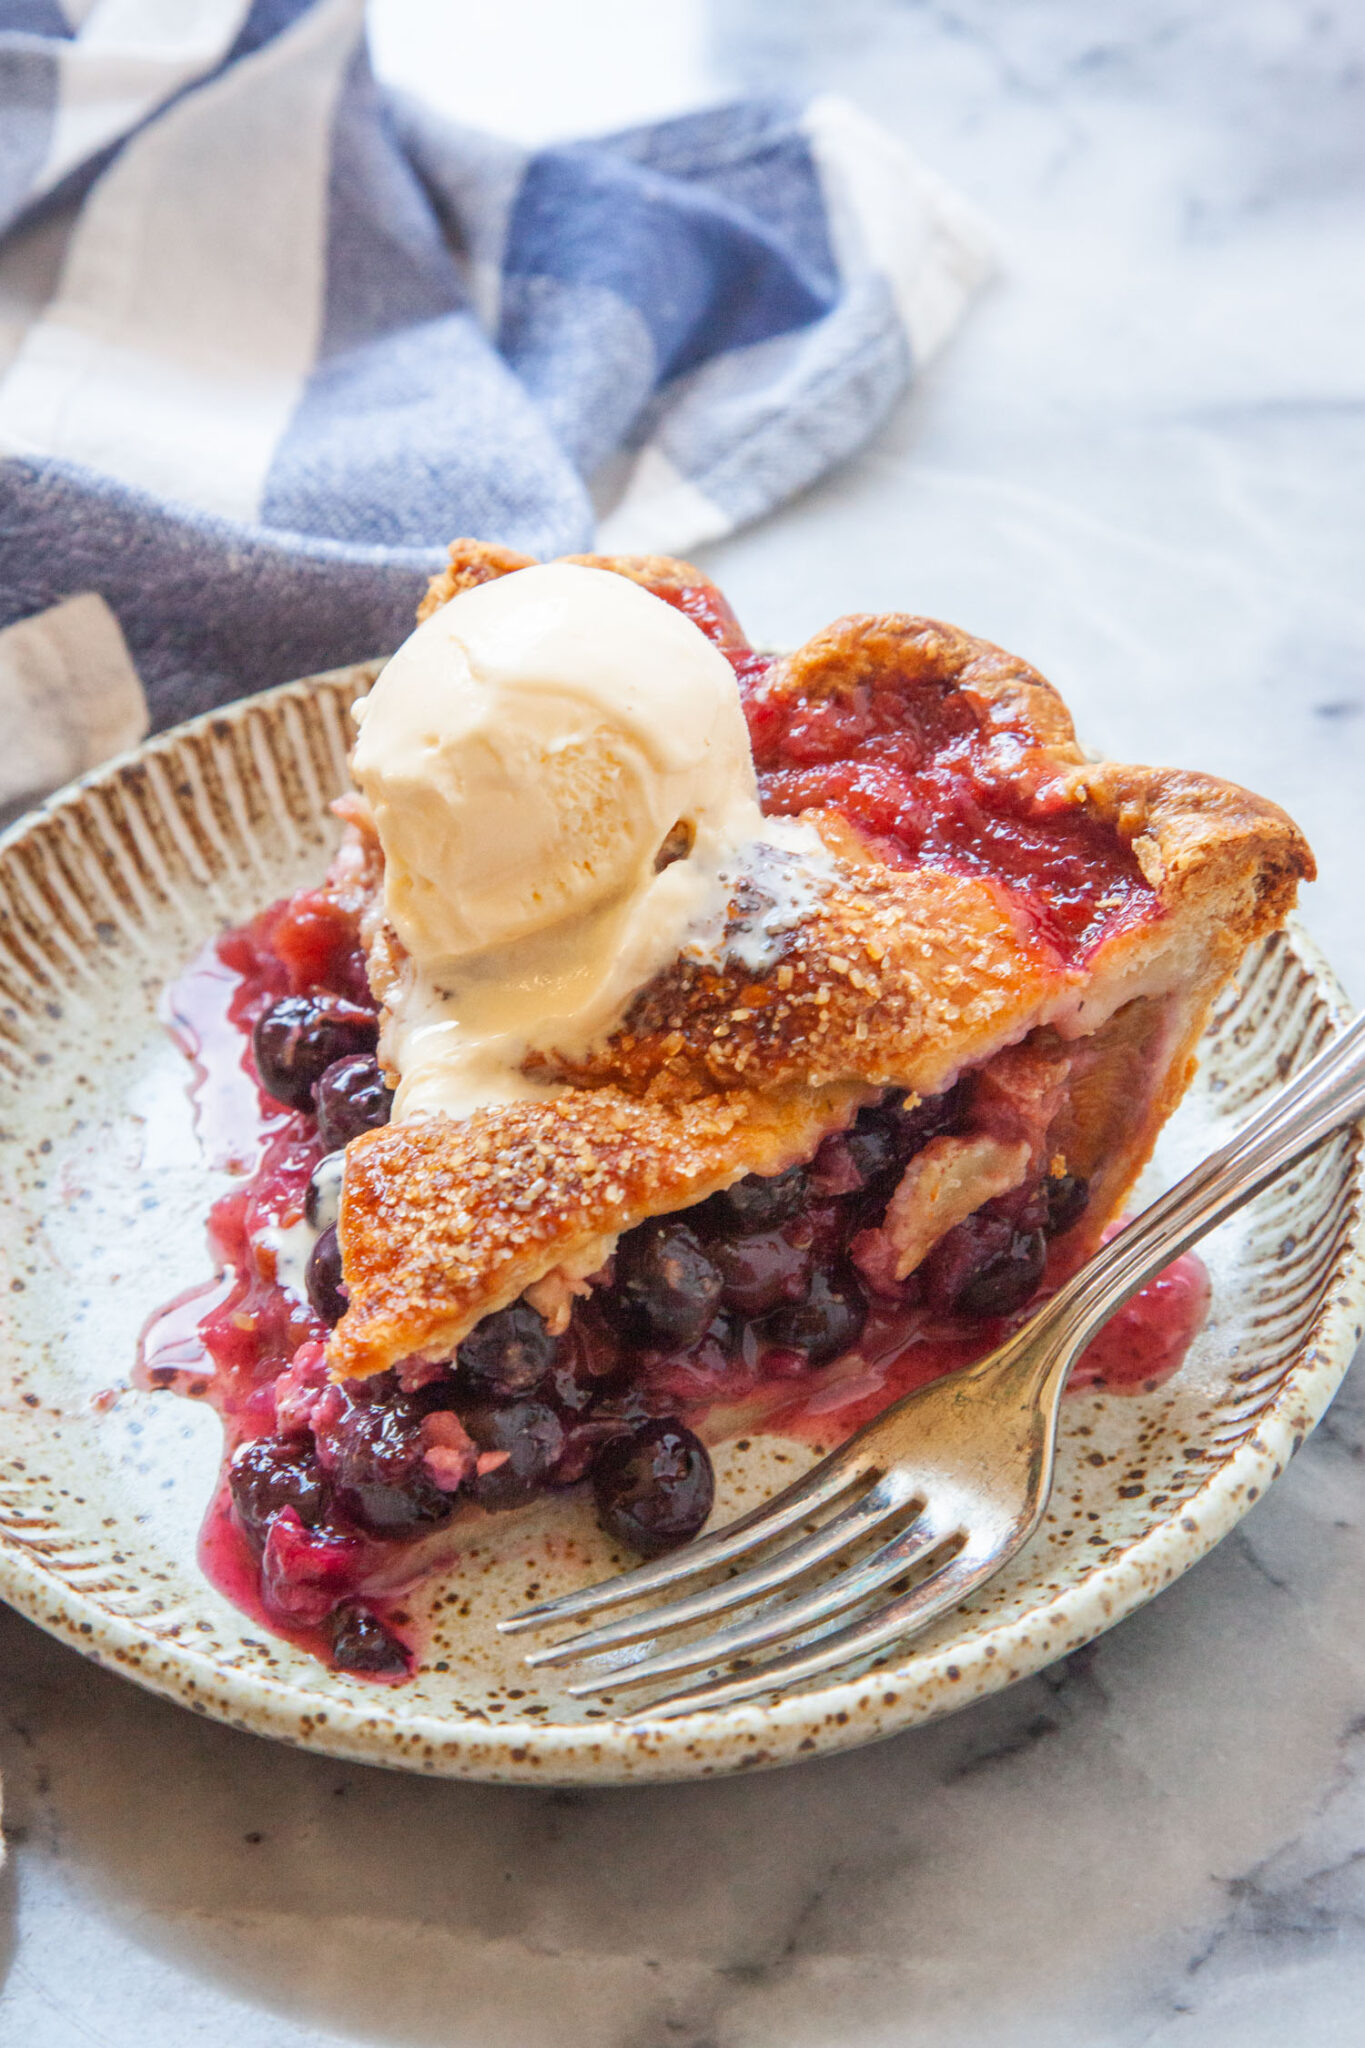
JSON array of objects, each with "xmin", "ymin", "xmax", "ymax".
[{"xmin": 4, "ymin": 2, "xmax": 1364, "ymax": 2042}]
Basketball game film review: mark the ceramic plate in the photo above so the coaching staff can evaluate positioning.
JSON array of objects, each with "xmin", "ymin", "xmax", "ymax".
[{"xmin": 0, "ymin": 667, "xmax": 1360, "ymax": 1785}]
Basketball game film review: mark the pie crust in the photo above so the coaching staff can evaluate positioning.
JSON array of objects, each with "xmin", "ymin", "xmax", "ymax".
[{"xmin": 329, "ymin": 544, "xmax": 1312, "ymax": 1381}]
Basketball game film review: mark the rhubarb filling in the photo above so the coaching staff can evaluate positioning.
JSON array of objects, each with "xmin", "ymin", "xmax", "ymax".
[
  {"xmin": 143, "ymin": 881, "xmax": 1208, "ymax": 1679},
  {"xmin": 632, "ymin": 568, "xmax": 1158, "ymax": 962},
  {"xmin": 130, "ymin": 546, "xmax": 1311, "ymax": 1680}
]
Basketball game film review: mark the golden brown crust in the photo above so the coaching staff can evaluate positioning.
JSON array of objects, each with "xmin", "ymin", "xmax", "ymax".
[
  {"xmin": 559, "ymin": 553, "xmax": 750, "ymax": 654},
  {"xmin": 330, "ymin": 545, "xmax": 1314, "ymax": 1379},
  {"xmin": 334, "ymin": 1083, "xmax": 867, "ymax": 1379},
  {"xmin": 416, "ymin": 537, "xmax": 537, "ymax": 621},
  {"xmin": 526, "ymin": 862, "xmax": 1063, "ymax": 1102},
  {"xmin": 1086, "ymin": 760, "xmax": 1313, "ymax": 928},
  {"xmin": 526, "ymin": 608, "xmax": 1310, "ymax": 1101},
  {"xmin": 771, "ymin": 611, "xmax": 1081, "ymax": 753},
  {"xmin": 415, "ymin": 538, "xmax": 749, "ymax": 650}
]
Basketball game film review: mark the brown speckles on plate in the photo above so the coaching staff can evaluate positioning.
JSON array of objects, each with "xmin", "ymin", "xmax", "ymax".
[{"xmin": 0, "ymin": 671, "xmax": 1360, "ymax": 1783}]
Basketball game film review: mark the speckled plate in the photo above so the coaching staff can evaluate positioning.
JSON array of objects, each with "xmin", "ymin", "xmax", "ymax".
[{"xmin": 0, "ymin": 666, "xmax": 1360, "ymax": 1785}]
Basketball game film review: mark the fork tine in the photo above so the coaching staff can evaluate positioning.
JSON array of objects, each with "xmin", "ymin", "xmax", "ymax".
[
  {"xmin": 498, "ymin": 1444, "xmax": 874, "ymax": 1635},
  {"xmin": 566, "ymin": 1505, "xmax": 952, "ymax": 1696},
  {"xmin": 617, "ymin": 1545, "xmax": 996, "ymax": 1720},
  {"xmin": 524, "ymin": 1475, "xmax": 919, "ymax": 1670}
]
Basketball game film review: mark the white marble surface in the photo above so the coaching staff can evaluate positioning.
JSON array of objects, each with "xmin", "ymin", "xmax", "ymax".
[{"xmin": 4, "ymin": 1, "xmax": 1365, "ymax": 2041}]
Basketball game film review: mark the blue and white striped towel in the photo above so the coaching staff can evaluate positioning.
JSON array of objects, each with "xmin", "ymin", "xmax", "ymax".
[{"xmin": 0, "ymin": 0, "xmax": 991, "ymax": 813}]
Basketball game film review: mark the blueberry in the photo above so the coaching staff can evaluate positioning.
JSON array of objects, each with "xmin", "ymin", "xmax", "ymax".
[
  {"xmin": 305, "ymin": 1150, "xmax": 344, "ymax": 1232},
  {"xmin": 544, "ymin": 1349, "xmax": 605, "ymax": 1416},
  {"xmin": 762, "ymin": 1267, "xmax": 866, "ymax": 1366},
  {"xmin": 347, "ymin": 1472, "xmax": 455, "ymax": 1536},
  {"xmin": 924, "ymin": 1209, "xmax": 1048, "ymax": 1318},
  {"xmin": 456, "ymin": 1301, "xmax": 555, "ymax": 1398},
  {"xmin": 843, "ymin": 1111, "xmax": 900, "ymax": 1186},
  {"xmin": 557, "ymin": 1296, "xmax": 622, "ymax": 1388},
  {"xmin": 461, "ymin": 1399, "xmax": 565, "ymax": 1510},
  {"xmin": 710, "ymin": 1223, "xmax": 813, "ymax": 1319},
  {"xmin": 702, "ymin": 1305, "xmax": 755, "ymax": 1365},
  {"xmin": 956, "ymin": 1227, "xmax": 1048, "ymax": 1317},
  {"xmin": 314, "ymin": 1054, "xmax": 393, "ymax": 1151},
  {"xmin": 922, "ymin": 1212, "xmax": 1011, "ymax": 1313},
  {"xmin": 700, "ymin": 1165, "xmax": 807, "ymax": 1234},
  {"xmin": 883, "ymin": 1086, "xmax": 964, "ymax": 1161},
  {"xmin": 314, "ymin": 1382, "xmax": 422, "ymax": 1489},
  {"xmin": 252, "ymin": 993, "xmax": 378, "ymax": 1113},
  {"xmin": 550, "ymin": 1418, "xmax": 626, "ymax": 1487},
  {"xmin": 324, "ymin": 1602, "xmax": 410, "ymax": 1676},
  {"xmin": 229, "ymin": 1436, "xmax": 329, "ymax": 1554},
  {"xmin": 314, "ymin": 1382, "xmax": 456, "ymax": 1536},
  {"xmin": 610, "ymin": 1218, "xmax": 722, "ymax": 1348},
  {"xmin": 306, "ymin": 1224, "xmax": 348, "ymax": 1326},
  {"xmin": 634, "ymin": 1311, "xmax": 756, "ymax": 1405},
  {"xmin": 1044, "ymin": 1172, "xmax": 1089, "ymax": 1238},
  {"xmin": 592, "ymin": 1419, "xmax": 715, "ymax": 1558}
]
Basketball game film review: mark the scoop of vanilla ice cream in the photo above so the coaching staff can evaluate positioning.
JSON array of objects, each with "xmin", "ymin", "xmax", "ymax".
[
  {"xmin": 348, "ymin": 561, "xmax": 828, "ymax": 1122},
  {"xmin": 351, "ymin": 562, "xmax": 758, "ymax": 967}
]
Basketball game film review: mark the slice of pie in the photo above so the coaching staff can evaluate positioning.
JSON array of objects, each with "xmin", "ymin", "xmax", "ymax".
[
  {"xmin": 162, "ymin": 541, "xmax": 1312, "ymax": 1675},
  {"xmin": 333, "ymin": 543, "xmax": 1309, "ymax": 1377}
]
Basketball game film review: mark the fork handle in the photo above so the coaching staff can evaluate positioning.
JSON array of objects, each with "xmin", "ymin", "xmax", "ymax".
[{"xmin": 1017, "ymin": 1003, "xmax": 1365, "ymax": 1395}]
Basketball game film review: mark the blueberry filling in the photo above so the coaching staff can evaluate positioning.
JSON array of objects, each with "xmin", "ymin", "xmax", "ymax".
[
  {"xmin": 609, "ymin": 1217, "xmax": 724, "ymax": 1348},
  {"xmin": 324, "ymin": 1602, "xmax": 410, "ymax": 1676},
  {"xmin": 229, "ymin": 1437, "xmax": 329, "ymax": 1553},
  {"xmin": 314, "ymin": 1052, "xmax": 394, "ymax": 1151},
  {"xmin": 252, "ymin": 992, "xmax": 379, "ymax": 1112},
  {"xmin": 306, "ymin": 1223, "xmax": 348, "ymax": 1326},
  {"xmin": 762, "ymin": 1264, "xmax": 868, "ymax": 1365},
  {"xmin": 1044, "ymin": 1170, "xmax": 1089, "ymax": 1238},
  {"xmin": 706, "ymin": 1215, "xmax": 818, "ymax": 1318},
  {"xmin": 305, "ymin": 1150, "xmax": 345, "ymax": 1232},
  {"xmin": 346, "ymin": 1470, "xmax": 455, "ymax": 1538},
  {"xmin": 593, "ymin": 1419, "xmax": 715, "ymax": 1556},
  {"xmin": 456, "ymin": 1300, "xmax": 557, "ymax": 1398},
  {"xmin": 695, "ymin": 1162, "xmax": 808, "ymax": 1234},
  {"xmin": 924, "ymin": 1211, "xmax": 1048, "ymax": 1318},
  {"xmin": 312, "ymin": 1381, "xmax": 457, "ymax": 1536},
  {"xmin": 226, "ymin": 1064, "xmax": 1092, "ymax": 1646},
  {"xmin": 462, "ymin": 1398, "xmax": 566, "ymax": 1509}
]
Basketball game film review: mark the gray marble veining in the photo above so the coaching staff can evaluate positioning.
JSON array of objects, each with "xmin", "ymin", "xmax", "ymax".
[
  {"xmin": 3, "ymin": 1, "xmax": 1364, "ymax": 2041},
  {"xmin": 4, "ymin": 1367, "xmax": 1365, "ymax": 2046}
]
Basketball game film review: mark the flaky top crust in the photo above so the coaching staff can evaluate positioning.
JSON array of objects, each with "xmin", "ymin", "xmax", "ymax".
[
  {"xmin": 338, "ymin": 1082, "xmax": 869, "ymax": 1378},
  {"xmin": 329, "ymin": 543, "xmax": 1313, "ymax": 1379}
]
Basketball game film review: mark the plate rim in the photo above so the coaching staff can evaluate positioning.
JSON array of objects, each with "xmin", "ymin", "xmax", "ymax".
[{"xmin": 0, "ymin": 665, "xmax": 1361, "ymax": 1785}]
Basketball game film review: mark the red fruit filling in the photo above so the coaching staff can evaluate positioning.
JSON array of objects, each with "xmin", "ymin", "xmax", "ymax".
[
  {"xmin": 140, "ymin": 581, "xmax": 1204, "ymax": 1676},
  {"xmin": 644, "ymin": 573, "xmax": 1157, "ymax": 959},
  {"xmin": 144, "ymin": 882, "xmax": 1207, "ymax": 1678}
]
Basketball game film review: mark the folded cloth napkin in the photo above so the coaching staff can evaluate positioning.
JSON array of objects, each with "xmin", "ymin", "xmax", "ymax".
[{"xmin": 0, "ymin": 0, "xmax": 991, "ymax": 812}]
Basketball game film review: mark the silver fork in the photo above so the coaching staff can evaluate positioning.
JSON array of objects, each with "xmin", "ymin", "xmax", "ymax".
[{"xmin": 499, "ymin": 1005, "xmax": 1365, "ymax": 1719}]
